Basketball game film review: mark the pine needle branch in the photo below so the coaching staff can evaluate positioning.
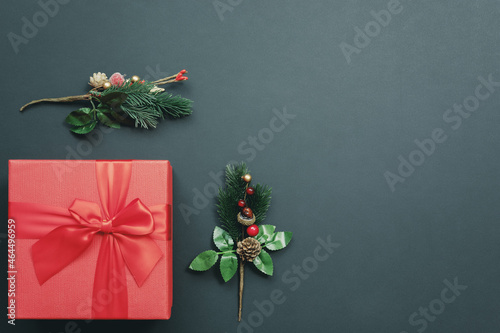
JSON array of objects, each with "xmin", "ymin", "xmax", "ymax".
[
  {"xmin": 19, "ymin": 70, "xmax": 193, "ymax": 134},
  {"xmin": 247, "ymin": 184, "xmax": 272, "ymax": 225},
  {"xmin": 98, "ymin": 81, "xmax": 192, "ymax": 129},
  {"xmin": 216, "ymin": 163, "xmax": 272, "ymax": 243}
]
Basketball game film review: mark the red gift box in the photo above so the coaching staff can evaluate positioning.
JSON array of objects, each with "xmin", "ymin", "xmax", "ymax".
[{"xmin": 8, "ymin": 160, "xmax": 173, "ymax": 320}]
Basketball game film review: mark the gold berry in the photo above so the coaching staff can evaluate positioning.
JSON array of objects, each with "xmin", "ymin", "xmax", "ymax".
[
  {"xmin": 242, "ymin": 174, "xmax": 252, "ymax": 183},
  {"xmin": 131, "ymin": 75, "xmax": 140, "ymax": 83},
  {"xmin": 102, "ymin": 82, "xmax": 111, "ymax": 89}
]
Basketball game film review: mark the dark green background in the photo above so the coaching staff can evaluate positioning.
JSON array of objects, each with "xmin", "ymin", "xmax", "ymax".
[{"xmin": 1, "ymin": 1, "xmax": 500, "ymax": 332}]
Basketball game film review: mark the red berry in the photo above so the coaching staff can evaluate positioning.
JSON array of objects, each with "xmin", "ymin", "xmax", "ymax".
[
  {"xmin": 242, "ymin": 207, "xmax": 253, "ymax": 218},
  {"xmin": 238, "ymin": 200, "xmax": 246, "ymax": 207},
  {"xmin": 246, "ymin": 187, "xmax": 255, "ymax": 195},
  {"xmin": 246, "ymin": 225, "xmax": 259, "ymax": 237},
  {"xmin": 175, "ymin": 74, "xmax": 188, "ymax": 81}
]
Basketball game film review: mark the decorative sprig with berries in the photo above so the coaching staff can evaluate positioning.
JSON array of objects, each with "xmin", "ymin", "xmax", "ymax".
[
  {"xmin": 189, "ymin": 163, "xmax": 292, "ymax": 321},
  {"xmin": 19, "ymin": 70, "xmax": 192, "ymax": 134}
]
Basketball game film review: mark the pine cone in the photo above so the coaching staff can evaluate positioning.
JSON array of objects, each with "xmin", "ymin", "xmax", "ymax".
[
  {"xmin": 89, "ymin": 72, "xmax": 108, "ymax": 88},
  {"xmin": 237, "ymin": 237, "xmax": 261, "ymax": 262}
]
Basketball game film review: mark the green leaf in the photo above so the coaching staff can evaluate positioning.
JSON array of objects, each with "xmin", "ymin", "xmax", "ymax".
[
  {"xmin": 213, "ymin": 226, "xmax": 234, "ymax": 251},
  {"xmin": 265, "ymin": 232, "xmax": 293, "ymax": 251},
  {"xmin": 253, "ymin": 249, "xmax": 273, "ymax": 276},
  {"xmin": 65, "ymin": 109, "xmax": 92, "ymax": 126},
  {"xmin": 99, "ymin": 92, "xmax": 128, "ymax": 109},
  {"xmin": 70, "ymin": 121, "xmax": 96, "ymax": 134},
  {"xmin": 79, "ymin": 107, "xmax": 92, "ymax": 114},
  {"xmin": 256, "ymin": 225, "xmax": 276, "ymax": 244},
  {"xmin": 189, "ymin": 250, "xmax": 218, "ymax": 271},
  {"xmin": 220, "ymin": 252, "xmax": 238, "ymax": 282},
  {"xmin": 97, "ymin": 110, "xmax": 120, "ymax": 128}
]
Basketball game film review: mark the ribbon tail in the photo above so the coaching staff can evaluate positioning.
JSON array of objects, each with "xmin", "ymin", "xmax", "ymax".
[
  {"xmin": 32, "ymin": 225, "xmax": 98, "ymax": 285},
  {"xmin": 92, "ymin": 234, "xmax": 129, "ymax": 319},
  {"xmin": 114, "ymin": 234, "xmax": 163, "ymax": 287}
]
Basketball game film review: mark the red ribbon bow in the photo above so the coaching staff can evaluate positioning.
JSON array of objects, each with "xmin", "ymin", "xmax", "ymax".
[{"xmin": 10, "ymin": 161, "xmax": 167, "ymax": 319}]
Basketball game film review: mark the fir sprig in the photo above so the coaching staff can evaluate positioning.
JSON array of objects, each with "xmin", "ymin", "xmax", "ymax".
[
  {"xmin": 247, "ymin": 184, "xmax": 272, "ymax": 225},
  {"xmin": 189, "ymin": 162, "xmax": 292, "ymax": 322},
  {"xmin": 217, "ymin": 164, "xmax": 250, "ymax": 242},
  {"xmin": 19, "ymin": 70, "xmax": 192, "ymax": 134},
  {"xmin": 217, "ymin": 188, "xmax": 244, "ymax": 243},
  {"xmin": 216, "ymin": 163, "xmax": 272, "ymax": 243}
]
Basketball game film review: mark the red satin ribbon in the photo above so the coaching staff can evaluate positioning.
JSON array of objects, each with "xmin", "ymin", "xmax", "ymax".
[{"xmin": 9, "ymin": 161, "xmax": 169, "ymax": 319}]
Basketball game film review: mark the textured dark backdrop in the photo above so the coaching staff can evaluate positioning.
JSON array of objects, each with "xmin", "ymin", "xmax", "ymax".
[{"xmin": 1, "ymin": 1, "xmax": 500, "ymax": 332}]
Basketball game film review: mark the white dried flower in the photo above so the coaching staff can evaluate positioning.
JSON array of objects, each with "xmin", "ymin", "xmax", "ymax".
[
  {"xmin": 150, "ymin": 86, "xmax": 165, "ymax": 93},
  {"xmin": 89, "ymin": 72, "xmax": 108, "ymax": 88}
]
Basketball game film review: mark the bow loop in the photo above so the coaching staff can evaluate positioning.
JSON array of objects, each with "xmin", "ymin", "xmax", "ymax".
[
  {"xmin": 68, "ymin": 199, "xmax": 102, "ymax": 226},
  {"xmin": 67, "ymin": 198, "xmax": 155, "ymax": 237},
  {"xmin": 111, "ymin": 198, "xmax": 156, "ymax": 236}
]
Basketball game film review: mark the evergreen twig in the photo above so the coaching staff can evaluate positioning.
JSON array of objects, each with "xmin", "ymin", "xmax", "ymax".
[
  {"xmin": 217, "ymin": 163, "xmax": 249, "ymax": 243},
  {"xmin": 216, "ymin": 163, "xmax": 272, "ymax": 242},
  {"xmin": 18, "ymin": 70, "xmax": 192, "ymax": 134},
  {"xmin": 190, "ymin": 162, "xmax": 290, "ymax": 323},
  {"xmin": 99, "ymin": 81, "xmax": 192, "ymax": 128}
]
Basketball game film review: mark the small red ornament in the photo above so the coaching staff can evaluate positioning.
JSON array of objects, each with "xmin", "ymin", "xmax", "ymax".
[
  {"xmin": 242, "ymin": 207, "xmax": 253, "ymax": 218},
  {"xmin": 238, "ymin": 200, "xmax": 246, "ymax": 207},
  {"xmin": 246, "ymin": 225, "xmax": 259, "ymax": 237},
  {"xmin": 175, "ymin": 73, "xmax": 188, "ymax": 81},
  {"xmin": 246, "ymin": 187, "xmax": 255, "ymax": 195}
]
